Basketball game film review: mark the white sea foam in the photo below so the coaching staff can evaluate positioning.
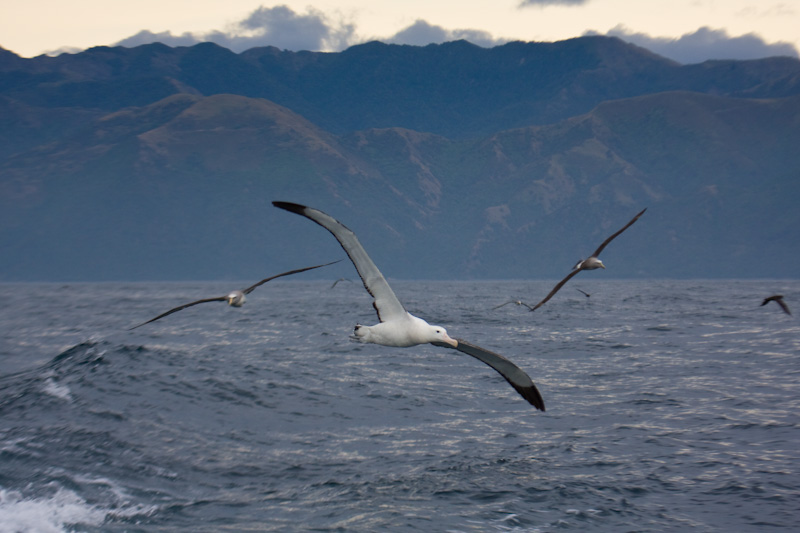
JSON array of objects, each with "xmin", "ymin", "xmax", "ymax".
[
  {"xmin": 0, "ymin": 487, "xmax": 105, "ymax": 533},
  {"xmin": 42, "ymin": 378, "xmax": 73, "ymax": 401}
]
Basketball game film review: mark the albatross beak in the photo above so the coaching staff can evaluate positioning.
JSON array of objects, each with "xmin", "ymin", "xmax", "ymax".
[{"xmin": 443, "ymin": 333, "xmax": 458, "ymax": 348}]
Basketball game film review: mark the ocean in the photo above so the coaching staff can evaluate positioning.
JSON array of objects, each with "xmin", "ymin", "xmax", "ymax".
[{"xmin": 0, "ymin": 279, "xmax": 798, "ymax": 532}]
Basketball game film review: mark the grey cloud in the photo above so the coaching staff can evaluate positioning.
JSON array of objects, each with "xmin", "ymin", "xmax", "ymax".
[
  {"xmin": 235, "ymin": 5, "xmax": 356, "ymax": 51},
  {"xmin": 115, "ymin": 10, "xmax": 505, "ymax": 53},
  {"xmin": 596, "ymin": 25, "xmax": 799, "ymax": 64},
  {"xmin": 115, "ymin": 4, "xmax": 356, "ymax": 52},
  {"xmin": 386, "ymin": 20, "xmax": 506, "ymax": 48},
  {"xmin": 111, "ymin": 4, "xmax": 798, "ymax": 63}
]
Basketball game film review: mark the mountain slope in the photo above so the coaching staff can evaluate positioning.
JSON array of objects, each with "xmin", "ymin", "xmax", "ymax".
[{"xmin": 1, "ymin": 90, "xmax": 797, "ymax": 281}]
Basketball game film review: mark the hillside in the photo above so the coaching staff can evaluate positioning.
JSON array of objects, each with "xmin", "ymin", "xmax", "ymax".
[{"xmin": 1, "ymin": 37, "xmax": 799, "ymax": 281}]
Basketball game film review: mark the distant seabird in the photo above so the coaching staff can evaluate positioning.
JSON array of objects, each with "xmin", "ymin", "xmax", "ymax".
[
  {"xmin": 492, "ymin": 299, "xmax": 534, "ymax": 311},
  {"xmin": 531, "ymin": 208, "xmax": 646, "ymax": 311},
  {"xmin": 129, "ymin": 261, "xmax": 340, "ymax": 330},
  {"xmin": 575, "ymin": 288, "xmax": 591, "ymax": 298},
  {"xmin": 273, "ymin": 201, "xmax": 545, "ymax": 410},
  {"xmin": 761, "ymin": 295, "xmax": 791, "ymax": 316},
  {"xmin": 330, "ymin": 278, "xmax": 354, "ymax": 289}
]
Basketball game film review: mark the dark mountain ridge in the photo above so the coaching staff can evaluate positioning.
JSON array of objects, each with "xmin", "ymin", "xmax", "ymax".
[{"xmin": 2, "ymin": 37, "xmax": 799, "ymax": 142}]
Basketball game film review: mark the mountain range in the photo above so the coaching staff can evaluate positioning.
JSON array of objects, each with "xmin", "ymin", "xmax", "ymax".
[{"xmin": 1, "ymin": 36, "xmax": 799, "ymax": 282}]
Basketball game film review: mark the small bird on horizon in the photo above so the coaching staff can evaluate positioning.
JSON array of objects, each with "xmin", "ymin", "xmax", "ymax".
[
  {"xmin": 330, "ymin": 278, "xmax": 354, "ymax": 289},
  {"xmin": 492, "ymin": 299, "xmax": 534, "ymax": 311}
]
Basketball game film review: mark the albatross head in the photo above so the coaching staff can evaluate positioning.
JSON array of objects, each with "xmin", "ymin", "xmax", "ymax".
[
  {"xmin": 428, "ymin": 325, "xmax": 458, "ymax": 347},
  {"xmin": 227, "ymin": 291, "xmax": 246, "ymax": 307}
]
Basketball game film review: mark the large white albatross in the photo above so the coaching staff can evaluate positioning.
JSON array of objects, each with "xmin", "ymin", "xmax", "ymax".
[
  {"xmin": 531, "ymin": 208, "xmax": 647, "ymax": 312},
  {"xmin": 129, "ymin": 260, "xmax": 340, "ymax": 330},
  {"xmin": 273, "ymin": 201, "xmax": 545, "ymax": 410}
]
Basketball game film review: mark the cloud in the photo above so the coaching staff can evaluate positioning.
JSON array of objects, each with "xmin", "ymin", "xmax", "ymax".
[
  {"xmin": 110, "ymin": 4, "xmax": 799, "ymax": 64},
  {"xmin": 385, "ymin": 20, "xmax": 505, "ymax": 48},
  {"xmin": 234, "ymin": 5, "xmax": 356, "ymax": 51},
  {"xmin": 596, "ymin": 25, "xmax": 799, "ymax": 64},
  {"xmin": 115, "ymin": 7, "xmax": 505, "ymax": 53},
  {"xmin": 116, "ymin": 30, "xmax": 200, "ymax": 49},
  {"xmin": 115, "ymin": 4, "xmax": 356, "ymax": 52}
]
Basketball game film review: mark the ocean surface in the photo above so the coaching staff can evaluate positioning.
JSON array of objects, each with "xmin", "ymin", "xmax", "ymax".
[{"xmin": 0, "ymin": 279, "xmax": 798, "ymax": 532}]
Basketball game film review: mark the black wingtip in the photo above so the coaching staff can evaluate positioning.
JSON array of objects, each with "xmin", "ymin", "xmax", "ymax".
[
  {"xmin": 518, "ymin": 384, "xmax": 546, "ymax": 411},
  {"xmin": 272, "ymin": 201, "xmax": 307, "ymax": 215}
]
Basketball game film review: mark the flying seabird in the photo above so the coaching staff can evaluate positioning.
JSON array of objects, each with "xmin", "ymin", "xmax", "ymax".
[
  {"xmin": 761, "ymin": 295, "xmax": 791, "ymax": 316},
  {"xmin": 129, "ymin": 261, "xmax": 340, "ymax": 330},
  {"xmin": 273, "ymin": 201, "xmax": 545, "ymax": 410},
  {"xmin": 330, "ymin": 278, "xmax": 354, "ymax": 289},
  {"xmin": 575, "ymin": 288, "xmax": 591, "ymax": 298},
  {"xmin": 492, "ymin": 299, "xmax": 534, "ymax": 311},
  {"xmin": 530, "ymin": 208, "xmax": 646, "ymax": 311}
]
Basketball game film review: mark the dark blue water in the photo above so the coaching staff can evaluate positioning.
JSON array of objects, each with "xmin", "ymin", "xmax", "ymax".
[{"xmin": 1, "ymin": 280, "xmax": 798, "ymax": 532}]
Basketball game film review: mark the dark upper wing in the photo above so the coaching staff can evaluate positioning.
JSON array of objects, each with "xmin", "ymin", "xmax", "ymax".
[
  {"xmin": 530, "ymin": 269, "xmax": 582, "ymax": 311},
  {"xmin": 777, "ymin": 298, "xmax": 792, "ymax": 316},
  {"xmin": 242, "ymin": 260, "xmax": 342, "ymax": 295},
  {"xmin": 432, "ymin": 338, "xmax": 545, "ymax": 410},
  {"xmin": 591, "ymin": 208, "xmax": 647, "ymax": 258},
  {"xmin": 129, "ymin": 296, "xmax": 226, "ymax": 330},
  {"xmin": 273, "ymin": 201, "xmax": 406, "ymax": 323}
]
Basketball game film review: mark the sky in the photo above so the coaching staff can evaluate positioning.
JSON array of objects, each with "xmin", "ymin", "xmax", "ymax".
[{"xmin": 2, "ymin": 0, "xmax": 799, "ymax": 64}]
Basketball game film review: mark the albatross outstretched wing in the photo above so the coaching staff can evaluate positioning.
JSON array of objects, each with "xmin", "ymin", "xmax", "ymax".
[
  {"xmin": 590, "ymin": 208, "xmax": 647, "ymax": 258},
  {"xmin": 273, "ymin": 201, "xmax": 406, "ymax": 323},
  {"xmin": 432, "ymin": 338, "xmax": 545, "ymax": 410},
  {"xmin": 241, "ymin": 260, "xmax": 342, "ymax": 295},
  {"xmin": 129, "ymin": 296, "xmax": 226, "ymax": 330},
  {"xmin": 530, "ymin": 269, "xmax": 581, "ymax": 311}
]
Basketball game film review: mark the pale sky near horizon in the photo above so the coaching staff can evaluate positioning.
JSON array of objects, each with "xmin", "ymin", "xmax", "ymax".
[{"xmin": 2, "ymin": 0, "xmax": 799, "ymax": 63}]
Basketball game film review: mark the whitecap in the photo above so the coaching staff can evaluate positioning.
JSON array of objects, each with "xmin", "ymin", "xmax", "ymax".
[
  {"xmin": 0, "ymin": 487, "xmax": 105, "ymax": 533},
  {"xmin": 42, "ymin": 378, "xmax": 73, "ymax": 402}
]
